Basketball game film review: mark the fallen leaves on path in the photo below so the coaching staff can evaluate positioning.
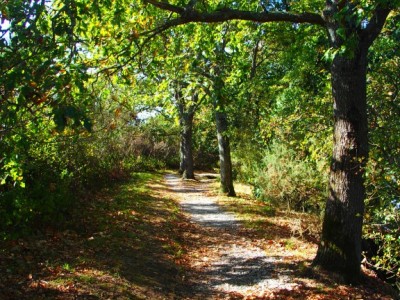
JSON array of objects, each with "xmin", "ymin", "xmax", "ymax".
[
  {"xmin": 0, "ymin": 173, "xmax": 193, "ymax": 299},
  {"xmin": 162, "ymin": 173, "xmax": 397, "ymax": 299},
  {"xmin": 0, "ymin": 172, "xmax": 397, "ymax": 299}
]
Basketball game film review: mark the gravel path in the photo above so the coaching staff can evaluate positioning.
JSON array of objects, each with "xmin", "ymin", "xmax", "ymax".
[{"xmin": 165, "ymin": 173, "xmax": 298, "ymax": 299}]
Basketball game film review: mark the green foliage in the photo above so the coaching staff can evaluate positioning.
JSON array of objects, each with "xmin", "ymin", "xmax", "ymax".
[
  {"xmin": 251, "ymin": 143, "xmax": 328, "ymax": 212},
  {"xmin": 192, "ymin": 107, "xmax": 219, "ymax": 169},
  {"xmin": 364, "ymin": 204, "xmax": 400, "ymax": 289},
  {"xmin": 1, "ymin": 0, "xmax": 92, "ymax": 194},
  {"xmin": 0, "ymin": 4, "xmax": 91, "ymax": 235},
  {"xmin": 231, "ymin": 21, "xmax": 331, "ymax": 214},
  {"xmin": 363, "ymin": 13, "xmax": 400, "ymax": 288},
  {"xmin": 1, "ymin": 133, "xmax": 78, "ymax": 235},
  {"xmin": 0, "ymin": 95, "xmax": 177, "ymax": 238}
]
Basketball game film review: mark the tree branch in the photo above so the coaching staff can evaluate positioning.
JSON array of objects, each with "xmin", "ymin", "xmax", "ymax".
[
  {"xmin": 363, "ymin": 7, "xmax": 391, "ymax": 47},
  {"xmin": 250, "ymin": 39, "xmax": 260, "ymax": 79},
  {"xmin": 145, "ymin": 0, "xmax": 325, "ymax": 26}
]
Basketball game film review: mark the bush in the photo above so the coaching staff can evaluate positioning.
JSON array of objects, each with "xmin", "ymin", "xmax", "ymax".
[
  {"xmin": 0, "ymin": 116, "xmax": 179, "ymax": 238},
  {"xmin": 363, "ymin": 33, "xmax": 400, "ymax": 289},
  {"xmin": 251, "ymin": 143, "xmax": 328, "ymax": 212},
  {"xmin": 364, "ymin": 159, "xmax": 400, "ymax": 290},
  {"xmin": 363, "ymin": 207, "xmax": 400, "ymax": 290}
]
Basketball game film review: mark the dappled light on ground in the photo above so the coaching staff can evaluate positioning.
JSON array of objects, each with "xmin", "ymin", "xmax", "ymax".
[
  {"xmin": 163, "ymin": 173, "xmax": 397, "ymax": 299},
  {"xmin": 0, "ymin": 172, "xmax": 397, "ymax": 299}
]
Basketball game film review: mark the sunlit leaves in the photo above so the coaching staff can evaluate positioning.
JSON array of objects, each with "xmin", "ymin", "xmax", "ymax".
[
  {"xmin": 1, "ymin": 158, "xmax": 25, "ymax": 188},
  {"xmin": 0, "ymin": 0, "xmax": 93, "ymax": 199}
]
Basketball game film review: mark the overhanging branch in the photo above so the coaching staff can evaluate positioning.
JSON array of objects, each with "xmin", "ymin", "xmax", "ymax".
[
  {"xmin": 144, "ymin": 0, "xmax": 325, "ymax": 26},
  {"xmin": 363, "ymin": 7, "xmax": 391, "ymax": 47}
]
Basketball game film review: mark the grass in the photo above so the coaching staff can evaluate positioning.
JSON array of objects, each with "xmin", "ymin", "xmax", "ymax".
[
  {"xmin": 214, "ymin": 181, "xmax": 320, "ymax": 262},
  {"xmin": 0, "ymin": 172, "xmax": 190, "ymax": 300}
]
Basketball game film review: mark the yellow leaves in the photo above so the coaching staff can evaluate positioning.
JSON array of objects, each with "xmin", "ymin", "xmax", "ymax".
[
  {"xmin": 114, "ymin": 107, "xmax": 122, "ymax": 118},
  {"xmin": 109, "ymin": 122, "xmax": 117, "ymax": 130},
  {"xmin": 99, "ymin": 27, "xmax": 111, "ymax": 37},
  {"xmin": 183, "ymin": 61, "xmax": 190, "ymax": 73},
  {"xmin": 385, "ymin": 175, "xmax": 392, "ymax": 182},
  {"xmin": 128, "ymin": 15, "xmax": 154, "ymax": 31},
  {"xmin": 1, "ymin": 159, "xmax": 25, "ymax": 188},
  {"xmin": 130, "ymin": 30, "xmax": 140, "ymax": 39}
]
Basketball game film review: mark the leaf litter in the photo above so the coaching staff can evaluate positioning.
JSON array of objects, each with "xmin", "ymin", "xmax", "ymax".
[{"xmin": 0, "ymin": 172, "xmax": 398, "ymax": 299}]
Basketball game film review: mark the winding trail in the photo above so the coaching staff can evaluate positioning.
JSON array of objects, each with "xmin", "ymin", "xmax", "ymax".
[{"xmin": 164, "ymin": 173, "xmax": 298, "ymax": 299}]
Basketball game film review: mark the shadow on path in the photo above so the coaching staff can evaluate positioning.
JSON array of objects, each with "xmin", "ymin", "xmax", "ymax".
[{"xmin": 164, "ymin": 173, "xmax": 299, "ymax": 298}]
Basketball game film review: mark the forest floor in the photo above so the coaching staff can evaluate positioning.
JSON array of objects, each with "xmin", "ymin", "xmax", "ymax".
[{"xmin": 0, "ymin": 171, "xmax": 398, "ymax": 299}]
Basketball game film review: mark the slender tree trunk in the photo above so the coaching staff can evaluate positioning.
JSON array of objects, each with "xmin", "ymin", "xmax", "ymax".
[
  {"xmin": 178, "ymin": 104, "xmax": 195, "ymax": 180},
  {"xmin": 179, "ymin": 138, "xmax": 185, "ymax": 175},
  {"xmin": 182, "ymin": 112, "xmax": 195, "ymax": 179},
  {"xmin": 215, "ymin": 109, "xmax": 236, "ymax": 196},
  {"xmin": 314, "ymin": 50, "xmax": 368, "ymax": 282}
]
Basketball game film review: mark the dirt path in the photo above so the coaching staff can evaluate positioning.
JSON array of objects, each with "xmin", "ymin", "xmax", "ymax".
[
  {"xmin": 165, "ymin": 173, "xmax": 299, "ymax": 299},
  {"xmin": 1, "ymin": 172, "xmax": 395, "ymax": 299}
]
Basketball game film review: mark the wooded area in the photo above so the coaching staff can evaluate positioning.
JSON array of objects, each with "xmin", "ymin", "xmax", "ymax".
[{"xmin": 1, "ymin": 0, "xmax": 399, "ymax": 296}]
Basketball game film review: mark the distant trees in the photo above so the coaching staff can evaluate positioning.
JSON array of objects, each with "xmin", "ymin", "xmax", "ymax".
[{"xmin": 193, "ymin": 24, "xmax": 237, "ymax": 196}]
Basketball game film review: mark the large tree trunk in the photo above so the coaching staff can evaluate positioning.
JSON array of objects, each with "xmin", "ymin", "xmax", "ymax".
[
  {"xmin": 313, "ymin": 49, "xmax": 368, "ymax": 282},
  {"xmin": 313, "ymin": 0, "xmax": 391, "ymax": 283},
  {"xmin": 179, "ymin": 109, "xmax": 195, "ymax": 180},
  {"xmin": 215, "ymin": 109, "xmax": 236, "ymax": 197}
]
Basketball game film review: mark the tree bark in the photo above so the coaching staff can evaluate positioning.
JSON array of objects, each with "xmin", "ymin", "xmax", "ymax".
[
  {"xmin": 178, "ymin": 106, "xmax": 195, "ymax": 180},
  {"xmin": 313, "ymin": 49, "xmax": 369, "ymax": 282},
  {"xmin": 179, "ymin": 138, "xmax": 185, "ymax": 175},
  {"xmin": 215, "ymin": 109, "xmax": 236, "ymax": 196}
]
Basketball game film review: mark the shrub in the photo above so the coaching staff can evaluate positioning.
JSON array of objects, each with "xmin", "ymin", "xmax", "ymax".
[
  {"xmin": 364, "ymin": 158, "xmax": 400, "ymax": 290},
  {"xmin": 251, "ymin": 143, "xmax": 328, "ymax": 212}
]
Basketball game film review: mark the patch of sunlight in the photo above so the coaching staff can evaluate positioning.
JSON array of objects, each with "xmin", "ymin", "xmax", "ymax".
[{"xmin": 234, "ymin": 182, "xmax": 253, "ymax": 196}]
